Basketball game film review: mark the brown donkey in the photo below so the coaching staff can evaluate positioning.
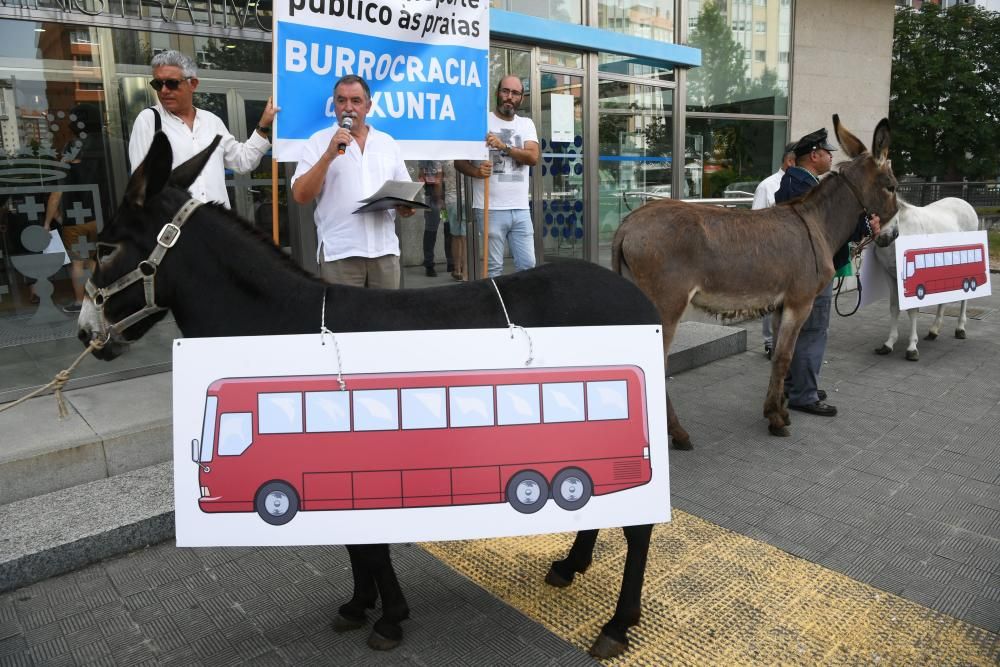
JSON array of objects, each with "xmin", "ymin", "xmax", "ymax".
[{"xmin": 613, "ymin": 115, "xmax": 898, "ymax": 447}]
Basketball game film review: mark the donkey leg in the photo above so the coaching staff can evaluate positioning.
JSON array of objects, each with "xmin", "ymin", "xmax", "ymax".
[
  {"xmin": 876, "ymin": 291, "xmax": 900, "ymax": 355},
  {"xmin": 546, "ymin": 529, "xmax": 599, "ymax": 587},
  {"xmin": 955, "ymin": 300, "xmax": 968, "ymax": 339},
  {"xmin": 589, "ymin": 524, "xmax": 652, "ymax": 660},
  {"xmin": 658, "ymin": 318, "xmax": 693, "ymax": 450},
  {"xmin": 333, "ymin": 545, "xmax": 380, "ymax": 632},
  {"xmin": 366, "ymin": 544, "xmax": 411, "ymax": 651},
  {"xmin": 925, "ymin": 304, "xmax": 944, "ymax": 341},
  {"xmin": 765, "ymin": 305, "xmax": 810, "ymax": 436},
  {"xmin": 906, "ymin": 306, "xmax": 924, "ymax": 360}
]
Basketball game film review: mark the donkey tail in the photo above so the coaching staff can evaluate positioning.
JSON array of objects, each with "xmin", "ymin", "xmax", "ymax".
[{"xmin": 611, "ymin": 219, "xmax": 629, "ymax": 278}]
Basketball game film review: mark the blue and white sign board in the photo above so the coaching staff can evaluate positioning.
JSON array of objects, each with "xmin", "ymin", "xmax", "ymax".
[
  {"xmin": 173, "ymin": 326, "xmax": 671, "ymax": 547},
  {"xmin": 274, "ymin": 0, "xmax": 490, "ymax": 162},
  {"xmin": 894, "ymin": 231, "xmax": 992, "ymax": 311}
]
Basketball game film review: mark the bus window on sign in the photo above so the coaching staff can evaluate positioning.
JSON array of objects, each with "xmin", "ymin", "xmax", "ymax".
[
  {"xmin": 305, "ymin": 391, "xmax": 351, "ymax": 432},
  {"xmin": 219, "ymin": 413, "xmax": 252, "ymax": 455}
]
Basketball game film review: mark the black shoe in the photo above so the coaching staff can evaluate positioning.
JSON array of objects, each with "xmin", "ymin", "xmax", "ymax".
[
  {"xmin": 424, "ymin": 266, "xmax": 438, "ymax": 277},
  {"xmin": 789, "ymin": 401, "xmax": 837, "ymax": 417}
]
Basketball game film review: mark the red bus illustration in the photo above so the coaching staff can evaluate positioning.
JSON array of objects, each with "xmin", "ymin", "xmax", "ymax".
[
  {"xmin": 902, "ymin": 243, "xmax": 987, "ymax": 299},
  {"xmin": 191, "ymin": 366, "xmax": 651, "ymax": 525}
]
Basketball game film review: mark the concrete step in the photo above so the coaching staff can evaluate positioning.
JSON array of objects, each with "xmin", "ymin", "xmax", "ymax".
[
  {"xmin": 0, "ymin": 373, "xmax": 172, "ymax": 506},
  {"xmin": 0, "ymin": 461, "xmax": 173, "ymax": 594}
]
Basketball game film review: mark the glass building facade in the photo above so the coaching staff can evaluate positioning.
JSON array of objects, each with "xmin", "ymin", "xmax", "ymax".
[{"xmin": 0, "ymin": 0, "xmax": 792, "ymax": 401}]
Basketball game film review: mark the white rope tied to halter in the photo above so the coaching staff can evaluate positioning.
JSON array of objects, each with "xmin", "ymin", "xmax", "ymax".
[
  {"xmin": 319, "ymin": 290, "xmax": 347, "ymax": 391},
  {"xmin": 490, "ymin": 279, "xmax": 534, "ymax": 366},
  {"xmin": 0, "ymin": 337, "xmax": 108, "ymax": 419}
]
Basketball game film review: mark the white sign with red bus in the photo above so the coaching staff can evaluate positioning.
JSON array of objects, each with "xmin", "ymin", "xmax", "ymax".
[
  {"xmin": 894, "ymin": 230, "xmax": 992, "ymax": 311},
  {"xmin": 173, "ymin": 326, "xmax": 670, "ymax": 547}
]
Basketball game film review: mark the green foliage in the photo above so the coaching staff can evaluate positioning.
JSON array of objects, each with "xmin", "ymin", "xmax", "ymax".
[
  {"xmin": 891, "ymin": 4, "xmax": 1000, "ymax": 180},
  {"xmin": 687, "ymin": 0, "xmax": 747, "ymax": 112}
]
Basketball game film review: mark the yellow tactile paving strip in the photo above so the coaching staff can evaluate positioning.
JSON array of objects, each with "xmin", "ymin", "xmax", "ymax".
[{"xmin": 422, "ymin": 511, "xmax": 999, "ymax": 665}]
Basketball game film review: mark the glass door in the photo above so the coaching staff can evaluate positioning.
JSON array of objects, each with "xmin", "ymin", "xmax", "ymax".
[{"xmin": 538, "ymin": 71, "xmax": 584, "ymax": 261}]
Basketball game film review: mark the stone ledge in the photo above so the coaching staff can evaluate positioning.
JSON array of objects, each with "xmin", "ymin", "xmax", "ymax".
[
  {"xmin": 668, "ymin": 321, "xmax": 747, "ymax": 375},
  {"xmin": 0, "ymin": 462, "xmax": 174, "ymax": 593}
]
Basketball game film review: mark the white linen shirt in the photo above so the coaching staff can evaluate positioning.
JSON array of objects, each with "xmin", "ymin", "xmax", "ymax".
[
  {"xmin": 128, "ymin": 103, "xmax": 270, "ymax": 208},
  {"xmin": 291, "ymin": 125, "xmax": 411, "ymax": 263},
  {"xmin": 751, "ymin": 169, "xmax": 785, "ymax": 210}
]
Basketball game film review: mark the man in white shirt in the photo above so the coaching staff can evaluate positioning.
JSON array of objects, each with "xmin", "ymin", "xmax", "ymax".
[
  {"xmin": 455, "ymin": 75, "xmax": 540, "ymax": 278},
  {"xmin": 291, "ymin": 75, "xmax": 414, "ymax": 289},
  {"xmin": 752, "ymin": 141, "xmax": 796, "ymax": 358},
  {"xmin": 128, "ymin": 50, "xmax": 275, "ymax": 207}
]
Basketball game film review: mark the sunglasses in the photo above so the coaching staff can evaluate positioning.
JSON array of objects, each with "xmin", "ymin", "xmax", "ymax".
[
  {"xmin": 149, "ymin": 78, "xmax": 191, "ymax": 91},
  {"xmin": 499, "ymin": 87, "xmax": 524, "ymax": 98}
]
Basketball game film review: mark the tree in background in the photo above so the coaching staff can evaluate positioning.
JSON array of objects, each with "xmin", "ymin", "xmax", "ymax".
[
  {"xmin": 891, "ymin": 4, "xmax": 1000, "ymax": 180},
  {"xmin": 687, "ymin": 0, "xmax": 746, "ymax": 113}
]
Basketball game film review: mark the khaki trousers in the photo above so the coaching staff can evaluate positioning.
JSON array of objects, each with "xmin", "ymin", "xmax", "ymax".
[{"xmin": 320, "ymin": 255, "xmax": 400, "ymax": 289}]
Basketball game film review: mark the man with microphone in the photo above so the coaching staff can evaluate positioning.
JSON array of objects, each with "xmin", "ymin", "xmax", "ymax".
[{"xmin": 292, "ymin": 74, "xmax": 414, "ymax": 288}]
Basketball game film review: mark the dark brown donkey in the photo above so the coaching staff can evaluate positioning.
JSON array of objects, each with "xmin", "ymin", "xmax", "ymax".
[{"xmin": 613, "ymin": 115, "xmax": 898, "ymax": 446}]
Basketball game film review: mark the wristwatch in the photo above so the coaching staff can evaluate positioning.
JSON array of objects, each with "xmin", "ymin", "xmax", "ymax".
[
  {"xmin": 500, "ymin": 143, "xmax": 510, "ymax": 156},
  {"xmin": 256, "ymin": 124, "xmax": 271, "ymax": 136}
]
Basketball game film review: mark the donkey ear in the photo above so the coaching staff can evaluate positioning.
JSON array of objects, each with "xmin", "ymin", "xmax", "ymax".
[
  {"xmin": 169, "ymin": 135, "xmax": 222, "ymax": 191},
  {"xmin": 125, "ymin": 132, "xmax": 173, "ymax": 208},
  {"xmin": 871, "ymin": 118, "xmax": 891, "ymax": 166},
  {"xmin": 833, "ymin": 114, "xmax": 867, "ymax": 158}
]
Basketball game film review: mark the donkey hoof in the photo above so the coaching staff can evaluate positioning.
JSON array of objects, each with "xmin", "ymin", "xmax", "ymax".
[
  {"xmin": 905, "ymin": 349, "xmax": 919, "ymax": 361},
  {"xmin": 367, "ymin": 629, "xmax": 401, "ymax": 651},
  {"xmin": 955, "ymin": 329, "xmax": 967, "ymax": 340},
  {"xmin": 924, "ymin": 331, "xmax": 938, "ymax": 341},
  {"xmin": 545, "ymin": 567, "xmax": 573, "ymax": 588},
  {"xmin": 332, "ymin": 613, "xmax": 367, "ymax": 633},
  {"xmin": 671, "ymin": 437, "xmax": 693, "ymax": 451},
  {"xmin": 768, "ymin": 424, "xmax": 790, "ymax": 437},
  {"xmin": 874, "ymin": 345, "xmax": 892, "ymax": 355},
  {"xmin": 589, "ymin": 633, "xmax": 628, "ymax": 660}
]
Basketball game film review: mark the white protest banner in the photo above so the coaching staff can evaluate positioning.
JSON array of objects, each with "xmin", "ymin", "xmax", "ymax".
[
  {"xmin": 894, "ymin": 230, "xmax": 992, "ymax": 311},
  {"xmin": 173, "ymin": 326, "xmax": 671, "ymax": 547},
  {"xmin": 274, "ymin": 0, "xmax": 490, "ymax": 162}
]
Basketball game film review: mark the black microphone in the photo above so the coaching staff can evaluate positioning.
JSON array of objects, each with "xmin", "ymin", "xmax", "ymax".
[{"xmin": 337, "ymin": 116, "xmax": 353, "ymax": 155}]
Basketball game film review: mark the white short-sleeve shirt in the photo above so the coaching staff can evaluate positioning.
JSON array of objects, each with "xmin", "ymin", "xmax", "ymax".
[
  {"xmin": 291, "ymin": 125, "xmax": 411, "ymax": 263},
  {"xmin": 471, "ymin": 113, "xmax": 538, "ymax": 211}
]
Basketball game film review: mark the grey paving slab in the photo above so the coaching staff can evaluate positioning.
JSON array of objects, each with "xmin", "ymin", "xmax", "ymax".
[
  {"xmin": 669, "ymin": 286, "xmax": 1000, "ymax": 633},
  {"xmin": 0, "ymin": 539, "xmax": 594, "ymax": 666}
]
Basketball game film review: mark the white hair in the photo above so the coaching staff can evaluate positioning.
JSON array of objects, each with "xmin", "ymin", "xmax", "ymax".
[{"xmin": 150, "ymin": 50, "xmax": 198, "ymax": 79}]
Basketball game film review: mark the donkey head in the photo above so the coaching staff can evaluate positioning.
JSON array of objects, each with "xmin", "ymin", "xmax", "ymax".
[
  {"xmin": 833, "ymin": 114, "xmax": 899, "ymax": 223},
  {"xmin": 78, "ymin": 133, "xmax": 220, "ymax": 360}
]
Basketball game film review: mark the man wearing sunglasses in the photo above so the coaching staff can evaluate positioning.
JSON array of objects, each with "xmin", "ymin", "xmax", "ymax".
[
  {"xmin": 127, "ymin": 50, "xmax": 277, "ymax": 208},
  {"xmin": 455, "ymin": 74, "xmax": 539, "ymax": 277}
]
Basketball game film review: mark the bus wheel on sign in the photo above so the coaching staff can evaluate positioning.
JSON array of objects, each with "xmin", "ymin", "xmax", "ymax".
[
  {"xmin": 963, "ymin": 279, "xmax": 970, "ymax": 292},
  {"xmin": 506, "ymin": 471, "xmax": 549, "ymax": 514},
  {"xmin": 255, "ymin": 481, "xmax": 299, "ymax": 525},
  {"xmin": 551, "ymin": 468, "xmax": 593, "ymax": 511},
  {"xmin": 970, "ymin": 278, "xmax": 977, "ymax": 291},
  {"xmin": 916, "ymin": 284, "xmax": 926, "ymax": 299}
]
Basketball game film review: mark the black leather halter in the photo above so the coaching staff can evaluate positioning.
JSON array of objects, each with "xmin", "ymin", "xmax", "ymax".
[{"xmin": 85, "ymin": 198, "xmax": 202, "ymax": 341}]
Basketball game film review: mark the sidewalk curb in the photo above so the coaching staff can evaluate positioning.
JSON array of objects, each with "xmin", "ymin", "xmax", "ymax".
[{"xmin": 0, "ymin": 462, "xmax": 174, "ymax": 593}]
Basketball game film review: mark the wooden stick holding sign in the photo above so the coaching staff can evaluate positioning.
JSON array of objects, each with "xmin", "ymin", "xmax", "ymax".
[
  {"xmin": 482, "ymin": 177, "xmax": 490, "ymax": 278},
  {"xmin": 272, "ymin": 158, "xmax": 279, "ymax": 245}
]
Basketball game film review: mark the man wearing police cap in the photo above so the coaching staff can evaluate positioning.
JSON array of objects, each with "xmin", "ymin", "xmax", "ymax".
[{"xmin": 774, "ymin": 127, "xmax": 880, "ymax": 418}]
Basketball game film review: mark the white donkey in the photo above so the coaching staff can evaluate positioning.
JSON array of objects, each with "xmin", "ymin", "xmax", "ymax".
[{"xmin": 872, "ymin": 197, "xmax": 980, "ymax": 361}]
